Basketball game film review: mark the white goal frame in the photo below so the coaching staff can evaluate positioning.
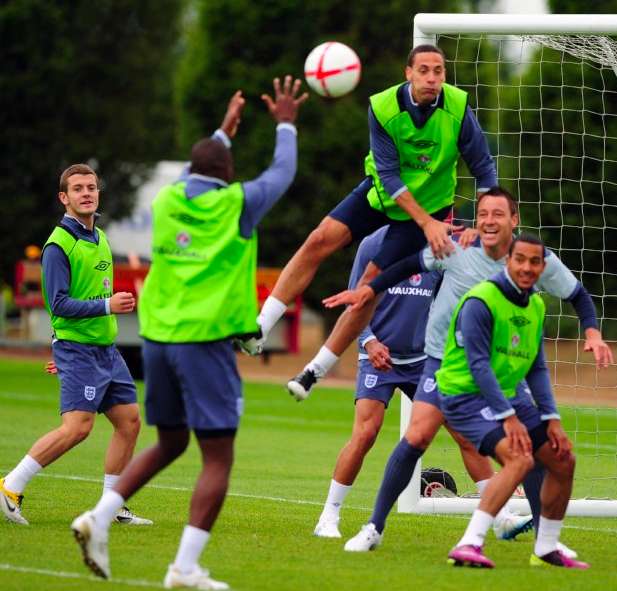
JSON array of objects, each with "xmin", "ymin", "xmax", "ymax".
[{"xmin": 398, "ymin": 12, "xmax": 617, "ymax": 518}]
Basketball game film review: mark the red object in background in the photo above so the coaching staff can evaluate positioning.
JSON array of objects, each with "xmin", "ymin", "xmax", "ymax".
[
  {"xmin": 13, "ymin": 260, "xmax": 45, "ymax": 308},
  {"xmin": 14, "ymin": 260, "xmax": 302, "ymax": 355}
]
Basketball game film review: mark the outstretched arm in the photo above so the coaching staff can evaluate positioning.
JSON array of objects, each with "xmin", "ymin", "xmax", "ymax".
[{"xmin": 240, "ymin": 76, "xmax": 308, "ymax": 237}]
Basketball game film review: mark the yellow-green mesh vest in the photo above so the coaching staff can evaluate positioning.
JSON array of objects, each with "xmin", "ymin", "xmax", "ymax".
[
  {"xmin": 138, "ymin": 181, "xmax": 258, "ymax": 342},
  {"xmin": 42, "ymin": 225, "xmax": 117, "ymax": 345},
  {"xmin": 365, "ymin": 82, "xmax": 467, "ymax": 220},
  {"xmin": 436, "ymin": 280, "xmax": 545, "ymax": 397}
]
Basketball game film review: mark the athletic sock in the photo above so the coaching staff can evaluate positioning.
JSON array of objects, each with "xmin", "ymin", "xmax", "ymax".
[
  {"xmin": 257, "ymin": 296, "xmax": 287, "ymax": 338},
  {"xmin": 4, "ymin": 455, "xmax": 42, "ymax": 493},
  {"xmin": 534, "ymin": 516, "xmax": 563, "ymax": 556},
  {"xmin": 173, "ymin": 525, "xmax": 211, "ymax": 574},
  {"xmin": 370, "ymin": 439, "xmax": 424, "ymax": 533},
  {"xmin": 320, "ymin": 479, "xmax": 352, "ymax": 521},
  {"xmin": 103, "ymin": 473, "xmax": 120, "ymax": 493},
  {"xmin": 92, "ymin": 490, "xmax": 125, "ymax": 526},
  {"xmin": 522, "ymin": 462, "xmax": 545, "ymax": 533},
  {"xmin": 306, "ymin": 346, "xmax": 339, "ymax": 378},
  {"xmin": 458, "ymin": 509, "xmax": 494, "ymax": 547}
]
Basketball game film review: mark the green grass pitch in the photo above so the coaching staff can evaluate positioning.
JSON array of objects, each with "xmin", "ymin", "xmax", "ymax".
[{"xmin": 1, "ymin": 357, "xmax": 616, "ymax": 590}]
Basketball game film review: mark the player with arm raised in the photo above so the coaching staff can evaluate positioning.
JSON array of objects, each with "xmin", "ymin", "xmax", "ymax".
[
  {"xmin": 312, "ymin": 226, "xmax": 441, "ymax": 538},
  {"xmin": 240, "ymin": 44, "xmax": 496, "ymax": 356},
  {"xmin": 442, "ymin": 235, "xmax": 588, "ymax": 569},
  {"xmin": 70, "ymin": 77, "xmax": 307, "ymax": 588},
  {"xmin": 333, "ymin": 186, "xmax": 611, "ymax": 553}
]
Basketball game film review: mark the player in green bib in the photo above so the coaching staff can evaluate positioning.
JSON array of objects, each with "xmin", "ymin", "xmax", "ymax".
[
  {"xmin": 250, "ymin": 44, "xmax": 496, "ymax": 361},
  {"xmin": 73, "ymin": 77, "xmax": 308, "ymax": 589},
  {"xmin": 1, "ymin": 164, "xmax": 151, "ymax": 528},
  {"xmin": 437, "ymin": 235, "xmax": 588, "ymax": 570}
]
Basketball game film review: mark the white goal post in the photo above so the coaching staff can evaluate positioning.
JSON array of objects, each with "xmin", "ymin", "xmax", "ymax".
[{"xmin": 398, "ymin": 12, "xmax": 617, "ymax": 517}]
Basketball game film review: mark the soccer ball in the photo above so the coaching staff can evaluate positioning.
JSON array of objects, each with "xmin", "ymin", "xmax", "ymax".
[{"xmin": 304, "ymin": 42, "xmax": 361, "ymax": 98}]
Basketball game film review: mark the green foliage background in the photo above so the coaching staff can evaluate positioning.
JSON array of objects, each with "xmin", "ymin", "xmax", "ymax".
[{"xmin": 0, "ymin": 0, "xmax": 184, "ymax": 283}]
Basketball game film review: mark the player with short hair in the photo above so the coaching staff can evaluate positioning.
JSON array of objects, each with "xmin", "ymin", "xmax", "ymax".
[
  {"xmin": 71, "ymin": 77, "xmax": 307, "ymax": 589},
  {"xmin": 325, "ymin": 186, "xmax": 611, "ymax": 552},
  {"xmin": 241, "ymin": 44, "xmax": 497, "ymax": 356},
  {"xmin": 312, "ymin": 226, "xmax": 442, "ymax": 537},
  {"xmin": 442, "ymin": 234, "xmax": 588, "ymax": 569},
  {"xmin": 0, "ymin": 164, "xmax": 151, "ymax": 527}
]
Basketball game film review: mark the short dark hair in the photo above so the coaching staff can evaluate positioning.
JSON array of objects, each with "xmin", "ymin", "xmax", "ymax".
[
  {"xmin": 189, "ymin": 138, "xmax": 233, "ymax": 182},
  {"xmin": 509, "ymin": 232, "xmax": 545, "ymax": 257},
  {"xmin": 407, "ymin": 44, "xmax": 446, "ymax": 67},
  {"xmin": 59, "ymin": 164, "xmax": 98, "ymax": 193},
  {"xmin": 477, "ymin": 185, "xmax": 518, "ymax": 216}
]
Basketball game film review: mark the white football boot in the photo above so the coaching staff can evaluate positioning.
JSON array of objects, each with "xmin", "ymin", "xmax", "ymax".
[
  {"xmin": 164, "ymin": 565, "xmax": 229, "ymax": 590},
  {"xmin": 314, "ymin": 515, "xmax": 342, "ymax": 538},
  {"xmin": 114, "ymin": 505, "xmax": 153, "ymax": 525},
  {"xmin": 344, "ymin": 523, "xmax": 383, "ymax": 552},
  {"xmin": 71, "ymin": 510, "xmax": 111, "ymax": 579},
  {"xmin": 0, "ymin": 478, "xmax": 28, "ymax": 525}
]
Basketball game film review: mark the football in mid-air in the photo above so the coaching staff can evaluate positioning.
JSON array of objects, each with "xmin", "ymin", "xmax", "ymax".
[{"xmin": 304, "ymin": 42, "xmax": 361, "ymax": 98}]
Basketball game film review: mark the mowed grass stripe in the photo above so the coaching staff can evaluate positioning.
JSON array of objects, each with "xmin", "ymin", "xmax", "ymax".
[{"xmin": 2, "ymin": 356, "xmax": 617, "ymax": 591}]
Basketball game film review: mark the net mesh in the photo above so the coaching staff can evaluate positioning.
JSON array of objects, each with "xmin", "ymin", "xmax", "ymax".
[{"xmin": 421, "ymin": 33, "xmax": 617, "ymax": 501}]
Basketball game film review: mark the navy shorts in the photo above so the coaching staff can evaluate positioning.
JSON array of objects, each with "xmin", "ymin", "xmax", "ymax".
[
  {"xmin": 439, "ymin": 388, "xmax": 544, "ymax": 454},
  {"xmin": 142, "ymin": 339, "xmax": 243, "ymax": 433},
  {"xmin": 413, "ymin": 355, "xmax": 443, "ymax": 409},
  {"xmin": 53, "ymin": 340, "xmax": 137, "ymax": 414},
  {"xmin": 328, "ymin": 177, "xmax": 452, "ymax": 270},
  {"xmin": 355, "ymin": 359, "xmax": 424, "ymax": 408}
]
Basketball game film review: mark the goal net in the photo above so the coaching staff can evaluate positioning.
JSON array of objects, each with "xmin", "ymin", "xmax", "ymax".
[{"xmin": 399, "ymin": 13, "xmax": 617, "ymax": 517}]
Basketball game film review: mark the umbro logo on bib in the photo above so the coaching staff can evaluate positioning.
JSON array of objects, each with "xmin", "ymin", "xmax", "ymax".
[{"xmin": 84, "ymin": 386, "xmax": 96, "ymax": 401}]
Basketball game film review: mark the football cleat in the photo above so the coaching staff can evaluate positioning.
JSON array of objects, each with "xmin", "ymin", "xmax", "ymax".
[
  {"xmin": 0, "ymin": 478, "xmax": 28, "ymax": 525},
  {"xmin": 530, "ymin": 550, "xmax": 589, "ymax": 569},
  {"xmin": 493, "ymin": 514, "xmax": 533, "ymax": 540},
  {"xmin": 71, "ymin": 510, "xmax": 111, "ymax": 579},
  {"xmin": 114, "ymin": 505, "xmax": 153, "ymax": 525},
  {"xmin": 344, "ymin": 523, "xmax": 383, "ymax": 552},
  {"xmin": 556, "ymin": 541, "xmax": 578, "ymax": 559},
  {"xmin": 287, "ymin": 369, "xmax": 318, "ymax": 402},
  {"xmin": 164, "ymin": 564, "xmax": 229, "ymax": 590},
  {"xmin": 314, "ymin": 516, "xmax": 342, "ymax": 538},
  {"xmin": 234, "ymin": 329, "xmax": 265, "ymax": 356},
  {"xmin": 448, "ymin": 544, "xmax": 495, "ymax": 568}
]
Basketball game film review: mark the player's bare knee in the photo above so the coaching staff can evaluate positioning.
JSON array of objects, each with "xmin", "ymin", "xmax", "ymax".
[
  {"xmin": 64, "ymin": 420, "xmax": 94, "ymax": 445},
  {"xmin": 355, "ymin": 423, "xmax": 379, "ymax": 452},
  {"xmin": 405, "ymin": 430, "xmax": 431, "ymax": 450},
  {"xmin": 509, "ymin": 454, "xmax": 535, "ymax": 476},
  {"xmin": 118, "ymin": 413, "xmax": 141, "ymax": 440}
]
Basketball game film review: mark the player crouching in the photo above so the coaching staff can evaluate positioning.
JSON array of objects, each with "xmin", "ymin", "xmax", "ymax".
[{"xmin": 437, "ymin": 234, "xmax": 588, "ymax": 569}]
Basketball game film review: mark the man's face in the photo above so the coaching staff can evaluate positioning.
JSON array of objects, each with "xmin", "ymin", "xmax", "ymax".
[
  {"xmin": 477, "ymin": 195, "xmax": 518, "ymax": 251},
  {"xmin": 507, "ymin": 241, "xmax": 546, "ymax": 291},
  {"xmin": 405, "ymin": 51, "xmax": 446, "ymax": 105},
  {"xmin": 59, "ymin": 173, "xmax": 99, "ymax": 217}
]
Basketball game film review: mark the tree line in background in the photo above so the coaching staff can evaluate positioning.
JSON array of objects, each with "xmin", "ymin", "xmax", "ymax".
[{"xmin": 2, "ymin": 0, "xmax": 615, "ymax": 336}]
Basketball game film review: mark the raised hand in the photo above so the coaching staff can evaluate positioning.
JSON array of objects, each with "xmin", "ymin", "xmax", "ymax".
[
  {"xmin": 220, "ymin": 90, "xmax": 246, "ymax": 139},
  {"xmin": 261, "ymin": 75, "xmax": 309, "ymax": 124}
]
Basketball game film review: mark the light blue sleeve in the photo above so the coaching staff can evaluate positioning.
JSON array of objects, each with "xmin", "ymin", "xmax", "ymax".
[{"xmin": 536, "ymin": 250, "xmax": 578, "ymax": 299}]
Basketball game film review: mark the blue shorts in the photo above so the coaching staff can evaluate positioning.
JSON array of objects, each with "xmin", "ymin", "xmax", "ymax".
[
  {"xmin": 328, "ymin": 177, "xmax": 452, "ymax": 269},
  {"xmin": 413, "ymin": 355, "xmax": 443, "ymax": 409},
  {"xmin": 355, "ymin": 359, "xmax": 424, "ymax": 408},
  {"xmin": 53, "ymin": 340, "xmax": 137, "ymax": 414},
  {"xmin": 440, "ymin": 388, "xmax": 544, "ymax": 454},
  {"xmin": 142, "ymin": 339, "xmax": 242, "ymax": 433}
]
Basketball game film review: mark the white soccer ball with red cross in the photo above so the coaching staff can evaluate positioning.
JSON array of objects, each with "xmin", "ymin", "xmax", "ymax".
[{"xmin": 304, "ymin": 42, "xmax": 361, "ymax": 98}]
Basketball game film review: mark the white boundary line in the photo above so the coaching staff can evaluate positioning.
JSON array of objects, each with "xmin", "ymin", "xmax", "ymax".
[
  {"xmin": 8, "ymin": 470, "xmax": 617, "ymax": 534},
  {"xmin": 0, "ymin": 563, "xmax": 162, "ymax": 588}
]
